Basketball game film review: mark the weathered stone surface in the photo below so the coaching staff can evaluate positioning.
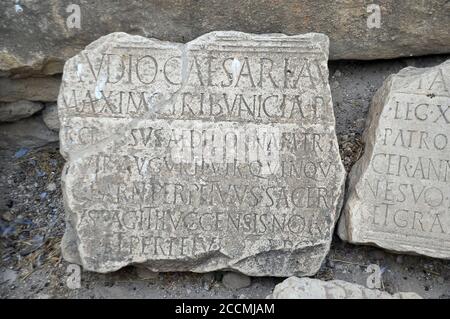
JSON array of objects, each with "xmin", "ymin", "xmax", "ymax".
[
  {"xmin": 135, "ymin": 267, "xmax": 159, "ymax": 281},
  {"xmin": 42, "ymin": 103, "xmax": 60, "ymax": 131},
  {"xmin": 0, "ymin": 269, "xmax": 18, "ymax": 285},
  {"xmin": 0, "ymin": 115, "xmax": 59, "ymax": 151},
  {"xmin": 222, "ymin": 272, "xmax": 251, "ymax": 289},
  {"xmin": 59, "ymin": 31, "xmax": 345, "ymax": 276},
  {"xmin": 338, "ymin": 60, "xmax": 450, "ymax": 259},
  {"xmin": 1, "ymin": 1, "xmax": 449, "ymax": 76},
  {"xmin": 0, "ymin": 100, "xmax": 43, "ymax": 122},
  {"xmin": 267, "ymin": 277, "xmax": 422, "ymax": 299},
  {"xmin": 0, "ymin": 77, "xmax": 61, "ymax": 102}
]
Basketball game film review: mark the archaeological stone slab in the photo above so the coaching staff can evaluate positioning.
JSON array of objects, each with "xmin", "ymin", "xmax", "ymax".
[
  {"xmin": 58, "ymin": 31, "xmax": 346, "ymax": 276},
  {"xmin": 338, "ymin": 60, "xmax": 450, "ymax": 259},
  {"xmin": 267, "ymin": 277, "xmax": 422, "ymax": 299}
]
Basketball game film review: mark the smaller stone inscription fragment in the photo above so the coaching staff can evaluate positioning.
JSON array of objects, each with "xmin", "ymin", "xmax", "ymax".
[
  {"xmin": 338, "ymin": 60, "xmax": 450, "ymax": 259},
  {"xmin": 59, "ymin": 31, "xmax": 346, "ymax": 276}
]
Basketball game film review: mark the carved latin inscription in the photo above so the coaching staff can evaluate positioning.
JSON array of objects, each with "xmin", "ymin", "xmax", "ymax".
[
  {"xmin": 338, "ymin": 60, "xmax": 450, "ymax": 259},
  {"xmin": 59, "ymin": 32, "xmax": 345, "ymax": 275}
]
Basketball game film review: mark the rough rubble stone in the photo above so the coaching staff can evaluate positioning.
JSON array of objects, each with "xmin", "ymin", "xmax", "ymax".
[
  {"xmin": 135, "ymin": 267, "xmax": 159, "ymax": 280},
  {"xmin": 1, "ymin": 1, "xmax": 449, "ymax": 76},
  {"xmin": 0, "ymin": 100, "xmax": 43, "ymax": 122},
  {"xmin": 0, "ymin": 77, "xmax": 61, "ymax": 102},
  {"xmin": 0, "ymin": 115, "xmax": 59, "ymax": 151},
  {"xmin": 59, "ymin": 31, "xmax": 346, "ymax": 276},
  {"xmin": 267, "ymin": 277, "xmax": 422, "ymax": 299},
  {"xmin": 338, "ymin": 60, "xmax": 450, "ymax": 259},
  {"xmin": 42, "ymin": 103, "xmax": 60, "ymax": 131},
  {"xmin": 222, "ymin": 272, "xmax": 251, "ymax": 289},
  {"xmin": 0, "ymin": 269, "xmax": 18, "ymax": 285}
]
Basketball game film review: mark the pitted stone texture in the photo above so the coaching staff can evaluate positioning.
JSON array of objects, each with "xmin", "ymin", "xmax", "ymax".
[
  {"xmin": 338, "ymin": 60, "xmax": 450, "ymax": 259},
  {"xmin": 59, "ymin": 31, "xmax": 345, "ymax": 276},
  {"xmin": 267, "ymin": 277, "xmax": 422, "ymax": 299}
]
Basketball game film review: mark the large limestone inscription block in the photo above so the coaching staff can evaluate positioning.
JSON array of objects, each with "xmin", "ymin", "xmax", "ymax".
[
  {"xmin": 338, "ymin": 60, "xmax": 450, "ymax": 259},
  {"xmin": 58, "ymin": 32, "xmax": 346, "ymax": 275}
]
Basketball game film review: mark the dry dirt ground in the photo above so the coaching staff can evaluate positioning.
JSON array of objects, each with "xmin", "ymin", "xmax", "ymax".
[{"xmin": 1, "ymin": 55, "xmax": 450, "ymax": 299}]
